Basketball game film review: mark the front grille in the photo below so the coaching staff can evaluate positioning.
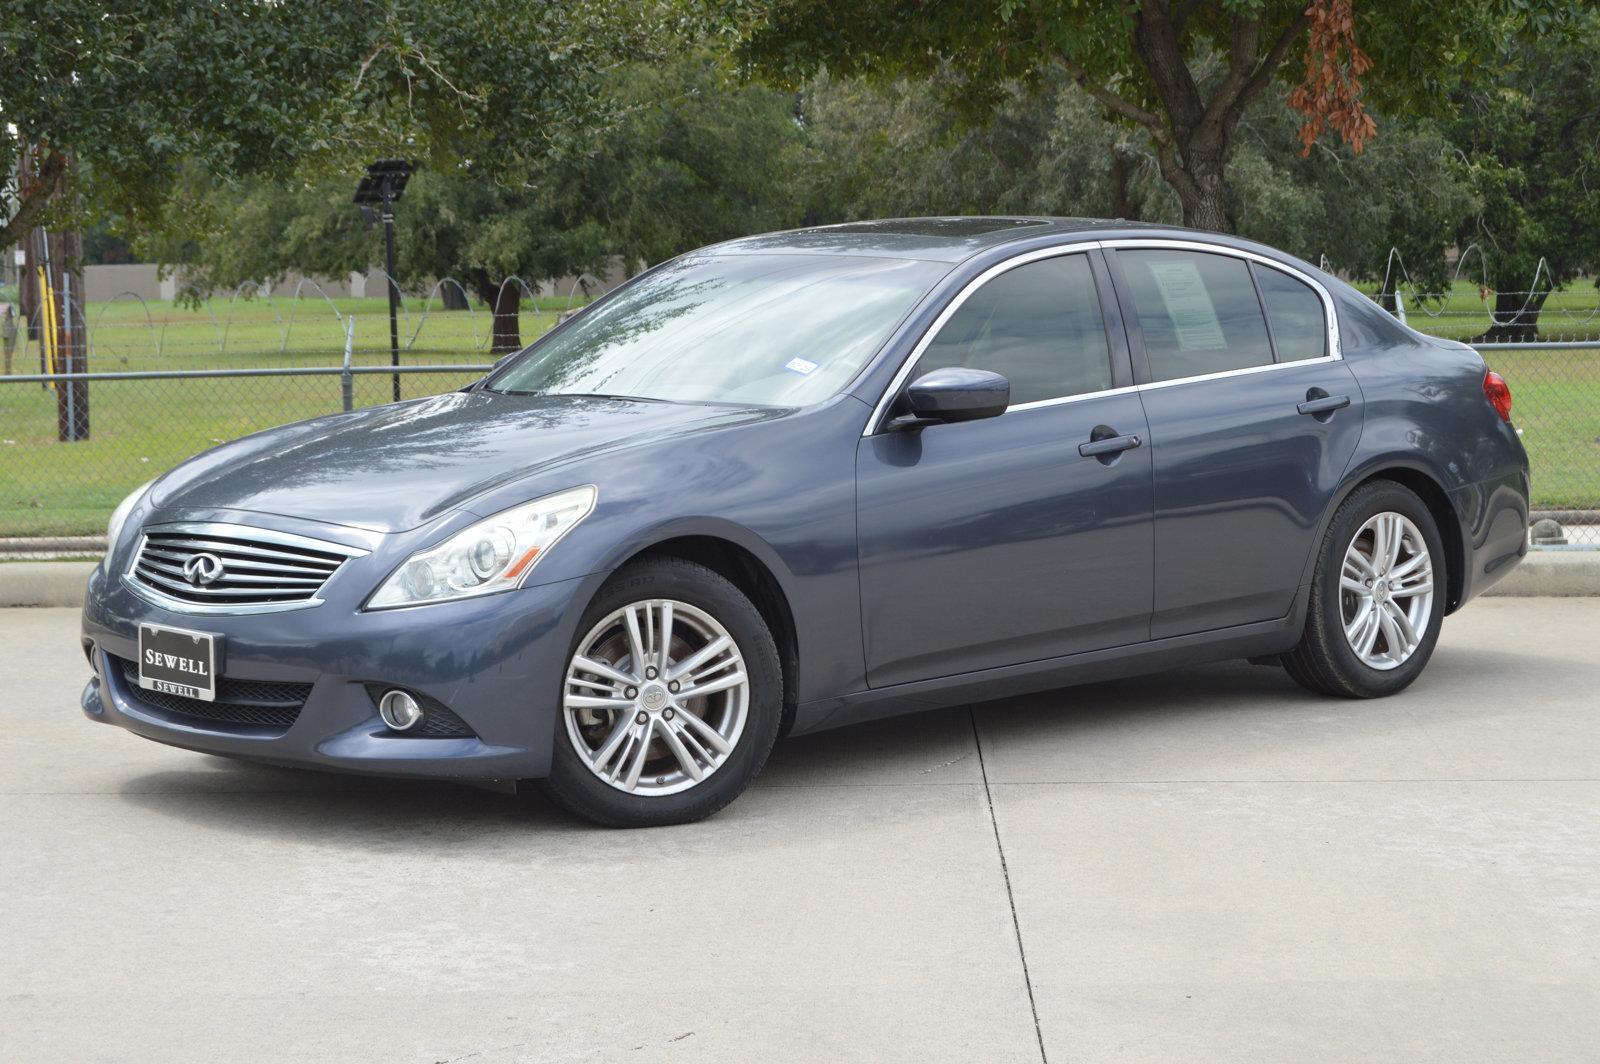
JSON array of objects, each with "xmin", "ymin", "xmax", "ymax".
[
  {"xmin": 130, "ymin": 525, "xmax": 359, "ymax": 609},
  {"xmin": 115, "ymin": 656, "xmax": 311, "ymax": 730}
]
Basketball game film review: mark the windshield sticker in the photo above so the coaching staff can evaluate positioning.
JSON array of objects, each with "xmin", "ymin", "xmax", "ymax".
[
  {"xmin": 1147, "ymin": 260, "xmax": 1226, "ymax": 350},
  {"xmin": 784, "ymin": 357, "xmax": 819, "ymax": 375}
]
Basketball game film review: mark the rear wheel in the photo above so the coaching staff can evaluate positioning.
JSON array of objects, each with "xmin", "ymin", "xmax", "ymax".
[
  {"xmin": 543, "ymin": 557, "xmax": 781, "ymax": 827},
  {"xmin": 1283, "ymin": 481, "xmax": 1447, "ymax": 698}
]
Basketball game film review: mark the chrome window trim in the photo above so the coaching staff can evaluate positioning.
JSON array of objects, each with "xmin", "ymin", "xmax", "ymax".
[
  {"xmin": 1105, "ymin": 237, "xmax": 1342, "ymax": 381},
  {"xmin": 1005, "ymin": 383, "xmax": 1142, "ymax": 413},
  {"xmin": 122, "ymin": 521, "xmax": 370, "ymax": 616},
  {"xmin": 864, "ymin": 236, "xmax": 1342, "ymax": 435}
]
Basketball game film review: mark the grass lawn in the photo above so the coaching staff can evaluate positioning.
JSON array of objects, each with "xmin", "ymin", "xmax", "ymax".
[
  {"xmin": 2, "ymin": 294, "xmax": 576, "ymax": 537},
  {"xmin": 1477, "ymin": 348, "xmax": 1600, "ymax": 511},
  {"xmin": 2, "ymin": 290, "xmax": 1597, "ymax": 537}
]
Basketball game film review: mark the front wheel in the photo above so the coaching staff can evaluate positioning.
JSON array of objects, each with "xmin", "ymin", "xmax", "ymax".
[
  {"xmin": 1283, "ymin": 481, "xmax": 1447, "ymax": 698},
  {"xmin": 543, "ymin": 557, "xmax": 782, "ymax": 827}
]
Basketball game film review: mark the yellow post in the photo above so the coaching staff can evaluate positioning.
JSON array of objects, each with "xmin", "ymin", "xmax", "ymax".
[{"xmin": 37, "ymin": 265, "xmax": 59, "ymax": 388}]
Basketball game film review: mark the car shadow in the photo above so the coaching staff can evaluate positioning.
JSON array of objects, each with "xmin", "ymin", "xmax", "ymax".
[{"xmin": 115, "ymin": 642, "xmax": 1544, "ymax": 843}]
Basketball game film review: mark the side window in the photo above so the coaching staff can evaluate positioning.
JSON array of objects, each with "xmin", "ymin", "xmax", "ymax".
[
  {"xmin": 1117, "ymin": 249, "xmax": 1273, "ymax": 382},
  {"xmin": 1253, "ymin": 262, "xmax": 1327, "ymax": 362},
  {"xmin": 913, "ymin": 254, "xmax": 1113, "ymax": 406}
]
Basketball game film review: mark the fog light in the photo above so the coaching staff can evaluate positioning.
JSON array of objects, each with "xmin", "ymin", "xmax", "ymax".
[{"xmin": 378, "ymin": 689, "xmax": 424, "ymax": 731}]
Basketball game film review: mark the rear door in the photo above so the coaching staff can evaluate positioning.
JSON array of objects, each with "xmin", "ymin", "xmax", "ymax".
[
  {"xmin": 1106, "ymin": 243, "xmax": 1363, "ymax": 637},
  {"xmin": 856, "ymin": 249, "xmax": 1154, "ymax": 687}
]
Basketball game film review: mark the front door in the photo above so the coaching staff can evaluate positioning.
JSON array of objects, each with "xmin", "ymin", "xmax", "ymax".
[
  {"xmin": 856, "ymin": 251, "xmax": 1154, "ymax": 688},
  {"xmin": 1108, "ymin": 245, "xmax": 1364, "ymax": 637}
]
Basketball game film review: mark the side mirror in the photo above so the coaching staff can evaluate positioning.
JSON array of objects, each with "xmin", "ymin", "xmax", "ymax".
[{"xmin": 889, "ymin": 368, "xmax": 1010, "ymax": 430}]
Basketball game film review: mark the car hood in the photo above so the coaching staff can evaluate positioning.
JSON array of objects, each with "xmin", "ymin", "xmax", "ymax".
[{"xmin": 150, "ymin": 391, "xmax": 779, "ymax": 533}]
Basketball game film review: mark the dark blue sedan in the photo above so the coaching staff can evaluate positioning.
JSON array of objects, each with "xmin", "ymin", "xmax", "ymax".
[{"xmin": 80, "ymin": 218, "xmax": 1530, "ymax": 825}]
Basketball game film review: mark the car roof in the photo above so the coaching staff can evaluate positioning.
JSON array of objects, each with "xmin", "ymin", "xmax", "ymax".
[{"xmin": 706, "ymin": 216, "xmax": 1205, "ymax": 263}]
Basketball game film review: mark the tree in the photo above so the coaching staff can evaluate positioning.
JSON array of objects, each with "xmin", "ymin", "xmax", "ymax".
[
  {"xmin": 1447, "ymin": 11, "xmax": 1600, "ymax": 340},
  {"xmin": 586, "ymin": 57, "xmax": 805, "ymax": 267},
  {"xmin": 797, "ymin": 66, "xmax": 1173, "ymax": 224},
  {"xmin": 144, "ymin": 168, "xmax": 612, "ymax": 354},
  {"xmin": 143, "ymin": 56, "xmax": 806, "ymax": 353},
  {"xmin": 728, "ymin": 0, "xmax": 1576, "ymax": 233},
  {"xmin": 0, "ymin": 0, "xmax": 669, "ymax": 250},
  {"xmin": 796, "ymin": 62, "xmax": 1475, "ymax": 289},
  {"xmin": 1228, "ymin": 100, "xmax": 1478, "ymax": 293}
]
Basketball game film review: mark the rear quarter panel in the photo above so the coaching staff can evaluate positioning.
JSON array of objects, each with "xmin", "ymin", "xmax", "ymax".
[{"xmin": 1333, "ymin": 293, "xmax": 1529, "ymax": 606}]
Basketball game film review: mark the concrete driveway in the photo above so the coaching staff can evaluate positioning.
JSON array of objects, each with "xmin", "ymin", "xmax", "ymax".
[{"xmin": 3, "ymin": 599, "xmax": 1596, "ymax": 1063}]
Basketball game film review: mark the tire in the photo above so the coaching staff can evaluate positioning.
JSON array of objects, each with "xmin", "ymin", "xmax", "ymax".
[
  {"xmin": 1283, "ymin": 480, "xmax": 1447, "ymax": 699},
  {"xmin": 542, "ymin": 556, "xmax": 782, "ymax": 827}
]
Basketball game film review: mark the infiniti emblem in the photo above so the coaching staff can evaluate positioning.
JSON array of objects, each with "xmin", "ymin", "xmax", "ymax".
[{"xmin": 183, "ymin": 552, "xmax": 226, "ymax": 587}]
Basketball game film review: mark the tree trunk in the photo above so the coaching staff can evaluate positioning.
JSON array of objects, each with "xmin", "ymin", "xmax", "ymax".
[
  {"xmin": 53, "ymin": 228, "xmax": 90, "ymax": 441},
  {"xmin": 20, "ymin": 236, "xmax": 41, "ymax": 346},
  {"xmin": 479, "ymin": 284, "xmax": 521, "ymax": 355},
  {"xmin": 469, "ymin": 275, "xmax": 523, "ymax": 354},
  {"xmin": 440, "ymin": 283, "xmax": 470, "ymax": 312},
  {"xmin": 1167, "ymin": 140, "xmax": 1234, "ymax": 232},
  {"xmin": 1110, "ymin": 148, "xmax": 1137, "ymax": 221},
  {"xmin": 1068, "ymin": 5, "xmax": 1308, "ymax": 236},
  {"xmin": 1480, "ymin": 290, "xmax": 1548, "ymax": 343}
]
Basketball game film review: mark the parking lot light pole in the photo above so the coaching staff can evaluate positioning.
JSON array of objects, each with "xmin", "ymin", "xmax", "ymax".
[
  {"xmin": 382, "ymin": 192, "xmax": 400, "ymax": 401},
  {"xmin": 353, "ymin": 160, "xmax": 414, "ymax": 403}
]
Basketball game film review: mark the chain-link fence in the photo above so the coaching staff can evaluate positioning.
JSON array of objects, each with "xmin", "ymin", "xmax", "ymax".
[
  {"xmin": 1, "ymin": 364, "xmax": 492, "ymax": 552},
  {"xmin": 2, "ymin": 283, "xmax": 1597, "ymax": 553},
  {"xmin": 0, "ymin": 279, "xmax": 586, "ymax": 555},
  {"xmin": 1374, "ymin": 292, "xmax": 1600, "ymax": 345},
  {"xmin": 1475, "ymin": 341, "xmax": 1600, "ymax": 547}
]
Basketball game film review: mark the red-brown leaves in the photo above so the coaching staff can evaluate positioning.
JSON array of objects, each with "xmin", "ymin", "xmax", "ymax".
[{"xmin": 1288, "ymin": 0, "xmax": 1377, "ymax": 155}]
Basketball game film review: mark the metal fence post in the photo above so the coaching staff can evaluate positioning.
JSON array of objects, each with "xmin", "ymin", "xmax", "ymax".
[{"xmin": 340, "ymin": 317, "xmax": 355, "ymax": 413}]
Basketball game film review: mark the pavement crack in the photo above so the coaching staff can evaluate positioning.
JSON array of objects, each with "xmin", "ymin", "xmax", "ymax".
[
  {"xmin": 920, "ymin": 752, "xmax": 972, "ymax": 774},
  {"xmin": 970, "ymin": 706, "xmax": 1049, "ymax": 1064}
]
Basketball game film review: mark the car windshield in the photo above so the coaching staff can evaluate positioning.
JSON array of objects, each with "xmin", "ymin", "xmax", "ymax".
[{"xmin": 487, "ymin": 252, "xmax": 948, "ymax": 406}]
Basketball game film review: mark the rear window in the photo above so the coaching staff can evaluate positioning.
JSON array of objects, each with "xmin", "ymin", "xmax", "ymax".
[
  {"xmin": 1117, "ymin": 249, "xmax": 1274, "ymax": 382},
  {"xmin": 1253, "ymin": 263, "xmax": 1327, "ymax": 362}
]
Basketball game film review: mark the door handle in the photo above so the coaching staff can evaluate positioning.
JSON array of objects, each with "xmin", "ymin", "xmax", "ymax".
[
  {"xmin": 1297, "ymin": 393, "xmax": 1351, "ymax": 416},
  {"xmin": 1078, "ymin": 433, "xmax": 1142, "ymax": 458}
]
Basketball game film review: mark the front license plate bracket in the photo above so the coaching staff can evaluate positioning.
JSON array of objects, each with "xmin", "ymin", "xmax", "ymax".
[{"xmin": 137, "ymin": 624, "xmax": 221, "ymax": 702}]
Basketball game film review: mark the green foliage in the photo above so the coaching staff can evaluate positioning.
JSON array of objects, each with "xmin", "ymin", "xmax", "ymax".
[
  {"xmin": 143, "ymin": 55, "xmax": 804, "ymax": 305},
  {"xmin": 726, "ymin": 0, "xmax": 1577, "ymax": 230},
  {"xmin": 797, "ymin": 64, "xmax": 1476, "ymax": 285},
  {"xmin": 732, "ymin": 0, "xmax": 1572, "ymax": 129},
  {"xmin": 143, "ymin": 167, "xmax": 612, "ymax": 310},
  {"xmin": 587, "ymin": 59, "xmax": 805, "ymax": 266},
  {"xmin": 0, "ymin": 0, "xmax": 672, "ymax": 248},
  {"xmin": 1229, "ymin": 104, "xmax": 1479, "ymax": 290},
  {"xmin": 798, "ymin": 67, "xmax": 1171, "ymax": 222},
  {"xmin": 1448, "ymin": 10, "xmax": 1600, "ymax": 294}
]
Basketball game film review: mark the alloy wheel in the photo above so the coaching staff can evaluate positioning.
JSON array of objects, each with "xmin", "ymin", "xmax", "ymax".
[
  {"xmin": 563, "ymin": 598, "xmax": 749, "ymax": 795},
  {"xmin": 1339, "ymin": 511, "xmax": 1434, "ymax": 671}
]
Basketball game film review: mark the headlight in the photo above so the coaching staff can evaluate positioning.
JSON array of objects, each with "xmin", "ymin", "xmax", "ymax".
[
  {"xmin": 366, "ymin": 485, "xmax": 597, "ymax": 609},
  {"xmin": 107, "ymin": 479, "xmax": 154, "ymax": 548}
]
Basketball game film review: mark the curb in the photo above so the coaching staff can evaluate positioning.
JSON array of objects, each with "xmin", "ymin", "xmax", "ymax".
[
  {"xmin": 2, "ymin": 552, "xmax": 1598, "ymax": 610},
  {"xmin": 1, "ymin": 562, "xmax": 97, "ymax": 608},
  {"xmin": 1480, "ymin": 551, "xmax": 1600, "ymax": 598}
]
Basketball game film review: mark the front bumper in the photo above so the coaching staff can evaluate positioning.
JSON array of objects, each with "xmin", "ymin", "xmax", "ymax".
[{"xmin": 80, "ymin": 557, "xmax": 605, "ymax": 781}]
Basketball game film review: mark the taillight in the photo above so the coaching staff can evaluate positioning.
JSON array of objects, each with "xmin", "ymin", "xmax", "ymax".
[{"xmin": 1483, "ymin": 369, "xmax": 1512, "ymax": 422}]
